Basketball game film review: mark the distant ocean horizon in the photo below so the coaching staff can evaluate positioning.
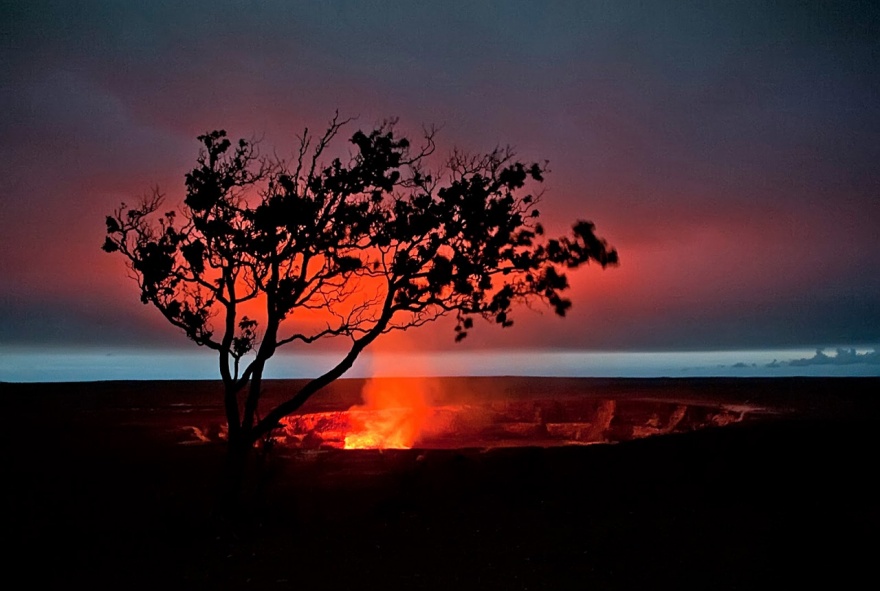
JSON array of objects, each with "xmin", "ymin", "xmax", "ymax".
[{"xmin": 2, "ymin": 346, "xmax": 878, "ymax": 382}]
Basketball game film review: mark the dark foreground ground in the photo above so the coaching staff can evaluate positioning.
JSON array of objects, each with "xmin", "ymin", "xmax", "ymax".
[{"xmin": 2, "ymin": 377, "xmax": 878, "ymax": 589}]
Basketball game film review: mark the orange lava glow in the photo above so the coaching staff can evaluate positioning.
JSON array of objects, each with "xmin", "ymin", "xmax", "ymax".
[
  {"xmin": 270, "ymin": 388, "xmax": 764, "ymax": 451},
  {"xmin": 343, "ymin": 378, "xmax": 432, "ymax": 449}
]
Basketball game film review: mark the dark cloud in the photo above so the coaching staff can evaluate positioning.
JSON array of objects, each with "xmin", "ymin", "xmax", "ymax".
[
  {"xmin": 765, "ymin": 348, "xmax": 880, "ymax": 368},
  {"xmin": 786, "ymin": 348, "xmax": 880, "ymax": 367},
  {"xmin": 2, "ymin": 1, "xmax": 879, "ymax": 352}
]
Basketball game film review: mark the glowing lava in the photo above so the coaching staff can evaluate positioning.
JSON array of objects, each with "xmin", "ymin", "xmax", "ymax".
[
  {"xmin": 343, "ymin": 378, "xmax": 431, "ymax": 449},
  {"xmin": 270, "ymin": 390, "xmax": 767, "ymax": 451}
]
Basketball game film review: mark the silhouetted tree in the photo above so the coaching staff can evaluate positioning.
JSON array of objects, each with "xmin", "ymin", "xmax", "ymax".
[{"xmin": 103, "ymin": 114, "xmax": 617, "ymax": 457}]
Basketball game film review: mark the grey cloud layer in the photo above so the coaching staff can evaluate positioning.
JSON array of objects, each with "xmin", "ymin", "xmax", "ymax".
[{"xmin": 2, "ymin": 1, "xmax": 879, "ymax": 350}]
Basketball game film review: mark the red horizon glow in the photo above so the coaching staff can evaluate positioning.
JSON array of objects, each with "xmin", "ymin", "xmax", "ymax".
[{"xmin": 2, "ymin": 3, "xmax": 878, "ymax": 360}]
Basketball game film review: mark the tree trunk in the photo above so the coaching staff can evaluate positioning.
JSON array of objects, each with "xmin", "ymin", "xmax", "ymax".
[{"xmin": 221, "ymin": 427, "xmax": 251, "ymax": 511}]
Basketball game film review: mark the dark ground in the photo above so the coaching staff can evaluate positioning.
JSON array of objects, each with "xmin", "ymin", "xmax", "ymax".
[{"xmin": 2, "ymin": 377, "xmax": 878, "ymax": 589}]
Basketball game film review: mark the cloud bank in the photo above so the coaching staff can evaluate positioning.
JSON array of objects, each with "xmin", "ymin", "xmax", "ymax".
[{"xmin": 766, "ymin": 348, "xmax": 880, "ymax": 368}]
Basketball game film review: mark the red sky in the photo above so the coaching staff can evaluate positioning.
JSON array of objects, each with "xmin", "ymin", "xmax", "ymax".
[{"xmin": 1, "ymin": 1, "xmax": 879, "ymax": 365}]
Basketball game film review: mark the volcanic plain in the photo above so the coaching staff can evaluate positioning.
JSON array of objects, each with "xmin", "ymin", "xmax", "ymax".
[{"xmin": 3, "ymin": 377, "xmax": 877, "ymax": 589}]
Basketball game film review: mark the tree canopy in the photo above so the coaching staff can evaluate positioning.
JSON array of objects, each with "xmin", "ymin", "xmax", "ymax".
[{"xmin": 103, "ymin": 115, "xmax": 617, "ymax": 452}]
